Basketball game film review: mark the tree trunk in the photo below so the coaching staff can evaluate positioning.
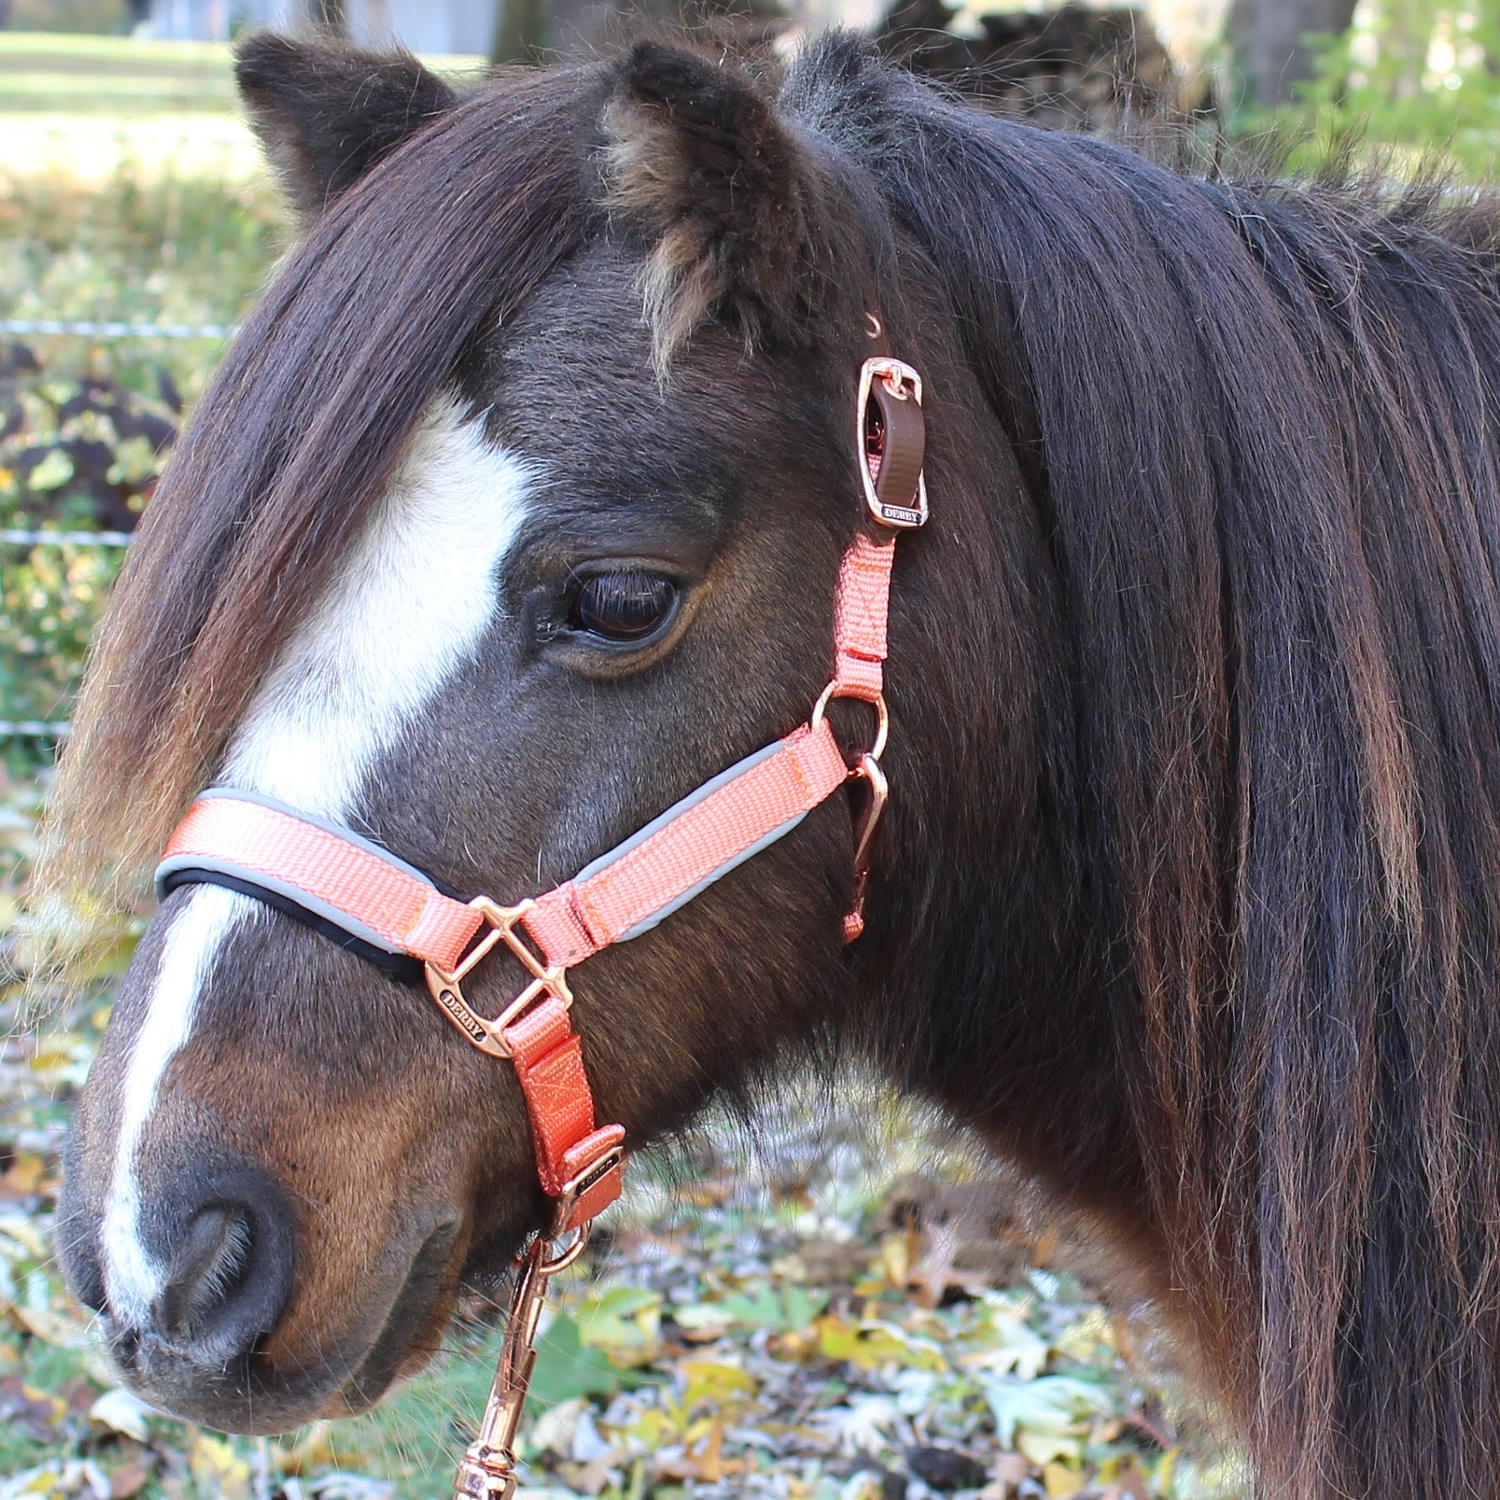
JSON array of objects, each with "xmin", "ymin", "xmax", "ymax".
[
  {"xmin": 311, "ymin": 0, "xmax": 348, "ymax": 35},
  {"xmin": 491, "ymin": 0, "xmax": 547, "ymax": 64},
  {"xmin": 1227, "ymin": 0, "xmax": 1359, "ymax": 106}
]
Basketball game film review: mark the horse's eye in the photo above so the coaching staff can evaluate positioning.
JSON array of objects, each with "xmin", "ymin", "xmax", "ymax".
[{"xmin": 571, "ymin": 570, "xmax": 679, "ymax": 643}]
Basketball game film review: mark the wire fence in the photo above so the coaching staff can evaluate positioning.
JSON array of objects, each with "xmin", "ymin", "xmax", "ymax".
[
  {"xmin": 3, "ymin": 319, "xmax": 166, "ymax": 741},
  {"xmin": 2, "ymin": 528, "xmax": 133, "ymax": 740},
  {"xmin": 0, "ymin": 720, "xmax": 73, "ymax": 738},
  {"xmin": 0, "ymin": 318, "xmax": 236, "ymax": 341},
  {"xmin": 3, "ymin": 115, "xmax": 263, "ymax": 749},
  {"xmin": 1, "ymin": 529, "xmax": 134, "ymax": 548}
]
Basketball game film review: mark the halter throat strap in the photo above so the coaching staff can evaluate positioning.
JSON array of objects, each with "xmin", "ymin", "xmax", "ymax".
[{"xmin": 154, "ymin": 343, "xmax": 927, "ymax": 1228}]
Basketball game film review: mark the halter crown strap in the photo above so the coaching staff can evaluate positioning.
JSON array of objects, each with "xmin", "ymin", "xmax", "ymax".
[{"xmin": 154, "ymin": 343, "xmax": 927, "ymax": 1231}]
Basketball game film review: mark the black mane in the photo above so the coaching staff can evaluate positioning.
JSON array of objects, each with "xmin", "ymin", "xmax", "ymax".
[{"xmin": 790, "ymin": 37, "xmax": 1500, "ymax": 1497}]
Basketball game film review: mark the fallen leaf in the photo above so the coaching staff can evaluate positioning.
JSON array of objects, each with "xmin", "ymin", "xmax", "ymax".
[
  {"xmin": 0, "ymin": 1152, "xmax": 44, "ymax": 1197},
  {"xmin": 0, "ymin": 1375, "xmax": 68, "ymax": 1442},
  {"xmin": 1042, "ymin": 1461, "xmax": 1084, "ymax": 1497},
  {"xmin": 528, "ymin": 1395, "xmax": 589, "ymax": 1457},
  {"xmin": 818, "ymin": 1316, "xmax": 947, "ymax": 1373},
  {"xmin": 10, "ymin": 1304, "xmax": 88, "ymax": 1347},
  {"xmin": 981, "ymin": 1374, "xmax": 1114, "ymax": 1453},
  {"xmin": 0, "ymin": 1459, "xmax": 110, "ymax": 1499},
  {"xmin": 531, "ymin": 1313, "xmax": 628, "ymax": 1404},
  {"xmin": 879, "ymin": 1231, "xmax": 913, "ymax": 1288},
  {"xmin": 906, "ymin": 1445, "xmax": 988, "ymax": 1491},
  {"xmin": 990, "ymin": 1452, "xmax": 1031, "ymax": 1493},
  {"xmin": 188, "ymin": 1434, "xmax": 251, "ymax": 1500},
  {"xmin": 679, "ymin": 1359, "xmax": 757, "ymax": 1410},
  {"xmin": 108, "ymin": 1459, "xmax": 153, "ymax": 1499},
  {"xmin": 89, "ymin": 1388, "xmax": 151, "ymax": 1442},
  {"xmin": 575, "ymin": 1286, "xmax": 662, "ymax": 1365}
]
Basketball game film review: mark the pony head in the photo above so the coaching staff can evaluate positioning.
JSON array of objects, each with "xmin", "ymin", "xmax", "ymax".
[{"xmin": 46, "ymin": 35, "xmax": 1014, "ymax": 1432}]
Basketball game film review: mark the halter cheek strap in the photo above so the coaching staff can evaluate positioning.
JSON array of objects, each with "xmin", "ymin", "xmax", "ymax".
[{"xmin": 153, "ymin": 349, "xmax": 927, "ymax": 1237}]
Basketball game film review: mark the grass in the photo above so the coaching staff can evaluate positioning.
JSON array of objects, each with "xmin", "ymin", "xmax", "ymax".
[
  {"xmin": 0, "ymin": 33, "xmax": 239, "ymax": 117},
  {"xmin": 0, "ymin": 162, "xmax": 282, "ymax": 387},
  {"xmin": 0, "ymin": 31, "xmax": 495, "ymax": 754},
  {"xmin": 0, "ymin": 34, "xmax": 290, "ymax": 387},
  {"xmin": 0, "ymin": 31, "xmax": 485, "ymax": 115}
]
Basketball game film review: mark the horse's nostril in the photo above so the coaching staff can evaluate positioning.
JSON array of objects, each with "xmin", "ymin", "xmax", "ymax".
[
  {"xmin": 112, "ymin": 1324, "xmax": 142, "ymax": 1372},
  {"xmin": 153, "ymin": 1206, "xmax": 252, "ymax": 1344},
  {"xmin": 148, "ymin": 1175, "xmax": 295, "ymax": 1360},
  {"xmin": 68, "ymin": 1249, "xmax": 109, "ymax": 1315}
]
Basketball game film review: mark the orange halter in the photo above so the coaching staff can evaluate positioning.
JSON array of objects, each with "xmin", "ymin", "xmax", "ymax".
[{"xmin": 155, "ymin": 346, "xmax": 928, "ymax": 1500}]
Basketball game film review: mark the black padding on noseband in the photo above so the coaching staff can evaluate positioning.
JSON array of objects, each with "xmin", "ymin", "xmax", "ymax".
[{"xmin": 159, "ymin": 867, "xmax": 426, "ymax": 986}]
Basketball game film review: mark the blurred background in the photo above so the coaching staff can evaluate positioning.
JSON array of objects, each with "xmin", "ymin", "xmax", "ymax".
[{"xmin": 0, "ymin": 2, "xmax": 1495, "ymax": 1498}]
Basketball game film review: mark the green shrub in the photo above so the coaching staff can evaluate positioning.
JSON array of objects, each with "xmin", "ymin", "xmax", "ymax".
[
  {"xmin": 1238, "ymin": 1, "xmax": 1500, "ymax": 179},
  {"xmin": 7, "ymin": 0, "xmax": 132, "ymax": 34},
  {"xmin": 0, "ymin": 157, "xmax": 284, "ymax": 775}
]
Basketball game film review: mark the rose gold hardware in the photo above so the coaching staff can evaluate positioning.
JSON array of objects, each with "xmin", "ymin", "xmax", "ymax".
[
  {"xmin": 452, "ymin": 1229, "xmax": 568, "ymax": 1500},
  {"xmin": 849, "ymin": 752, "xmax": 888, "ymax": 875},
  {"xmin": 452, "ymin": 1137, "xmax": 623, "ymax": 1500},
  {"xmin": 426, "ymin": 896, "xmax": 573, "ymax": 1060},
  {"xmin": 858, "ymin": 356, "xmax": 928, "ymax": 528},
  {"xmin": 861, "ymin": 355, "xmax": 922, "ymax": 406},
  {"xmin": 549, "ymin": 1142, "xmax": 627, "ymax": 1239},
  {"xmin": 842, "ymin": 751, "xmax": 888, "ymax": 943},
  {"xmin": 453, "ymin": 1208, "xmax": 603, "ymax": 1500},
  {"xmin": 539, "ymin": 1224, "xmax": 591, "ymax": 1272},
  {"xmin": 866, "ymin": 313, "xmax": 883, "ymax": 340},
  {"xmin": 810, "ymin": 683, "xmax": 890, "ymax": 762}
]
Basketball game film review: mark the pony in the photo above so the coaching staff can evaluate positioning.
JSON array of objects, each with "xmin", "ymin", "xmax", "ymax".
[{"xmin": 38, "ymin": 29, "xmax": 1500, "ymax": 1500}]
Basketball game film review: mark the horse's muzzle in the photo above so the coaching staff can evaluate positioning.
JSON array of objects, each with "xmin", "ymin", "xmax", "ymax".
[{"xmin": 58, "ymin": 1151, "xmax": 463, "ymax": 1433}]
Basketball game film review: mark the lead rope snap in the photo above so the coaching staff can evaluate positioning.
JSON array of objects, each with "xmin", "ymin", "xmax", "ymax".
[{"xmin": 453, "ymin": 1216, "xmax": 592, "ymax": 1500}]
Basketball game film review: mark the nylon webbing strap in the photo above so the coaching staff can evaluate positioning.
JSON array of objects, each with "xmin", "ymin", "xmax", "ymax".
[
  {"xmin": 153, "ymin": 723, "xmax": 847, "ymax": 1222},
  {"xmin": 523, "ymin": 719, "xmax": 848, "ymax": 966},
  {"xmin": 157, "ymin": 718, "xmax": 848, "ymax": 978},
  {"xmin": 831, "ymin": 531, "xmax": 896, "ymax": 701},
  {"xmin": 159, "ymin": 790, "xmax": 485, "ymax": 969}
]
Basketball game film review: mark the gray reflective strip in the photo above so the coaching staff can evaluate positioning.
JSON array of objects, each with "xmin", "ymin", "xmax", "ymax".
[
  {"xmin": 617, "ymin": 811, "xmax": 807, "ymax": 942},
  {"xmin": 576, "ymin": 739, "xmax": 784, "ymax": 883},
  {"xmin": 156, "ymin": 742, "xmax": 809, "ymax": 960},
  {"xmin": 153, "ymin": 788, "xmax": 443, "ymax": 958},
  {"xmin": 193, "ymin": 787, "xmax": 441, "ymax": 886},
  {"xmin": 154, "ymin": 852, "xmax": 410, "ymax": 955},
  {"xmin": 573, "ymin": 737, "xmax": 807, "ymax": 943}
]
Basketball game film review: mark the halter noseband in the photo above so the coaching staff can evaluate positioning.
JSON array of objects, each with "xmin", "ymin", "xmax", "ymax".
[{"xmin": 153, "ymin": 335, "xmax": 928, "ymax": 1499}]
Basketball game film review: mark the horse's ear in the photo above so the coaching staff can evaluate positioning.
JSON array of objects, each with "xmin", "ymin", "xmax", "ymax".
[
  {"xmin": 234, "ymin": 33, "xmax": 457, "ymax": 221},
  {"xmin": 603, "ymin": 42, "xmax": 830, "ymax": 368}
]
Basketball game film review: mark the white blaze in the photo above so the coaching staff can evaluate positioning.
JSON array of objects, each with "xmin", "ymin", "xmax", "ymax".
[{"xmin": 101, "ymin": 399, "xmax": 534, "ymax": 1319}]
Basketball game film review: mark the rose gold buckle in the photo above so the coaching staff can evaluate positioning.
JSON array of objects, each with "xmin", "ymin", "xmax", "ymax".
[
  {"xmin": 858, "ymin": 356, "xmax": 928, "ymax": 529},
  {"xmin": 550, "ymin": 1138, "xmax": 627, "ymax": 1238},
  {"xmin": 864, "ymin": 355, "xmax": 922, "ymax": 404},
  {"xmin": 426, "ymin": 896, "xmax": 572, "ymax": 1060}
]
